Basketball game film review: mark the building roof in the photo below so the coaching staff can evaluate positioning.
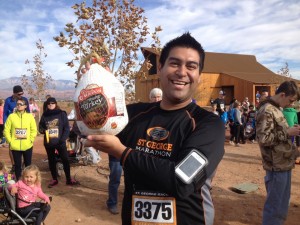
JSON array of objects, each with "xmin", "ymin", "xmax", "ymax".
[
  {"xmin": 203, "ymin": 52, "xmax": 274, "ymax": 74},
  {"xmin": 203, "ymin": 52, "xmax": 289, "ymax": 84},
  {"xmin": 221, "ymin": 72, "xmax": 293, "ymax": 84}
]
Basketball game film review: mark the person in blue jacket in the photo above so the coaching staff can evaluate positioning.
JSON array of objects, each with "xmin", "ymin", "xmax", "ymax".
[{"xmin": 3, "ymin": 85, "xmax": 30, "ymax": 122}]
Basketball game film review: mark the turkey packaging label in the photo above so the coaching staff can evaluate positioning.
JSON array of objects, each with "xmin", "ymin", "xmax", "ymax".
[{"xmin": 74, "ymin": 63, "xmax": 128, "ymax": 136}]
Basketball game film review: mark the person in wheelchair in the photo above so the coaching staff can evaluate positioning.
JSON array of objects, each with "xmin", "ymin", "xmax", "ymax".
[{"xmin": 9, "ymin": 165, "xmax": 51, "ymax": 225}]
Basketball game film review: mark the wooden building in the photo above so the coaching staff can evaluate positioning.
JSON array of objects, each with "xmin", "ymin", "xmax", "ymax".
[{"xmin": 135, "ymin": 47, "xmax": 299, "ymax": 105}]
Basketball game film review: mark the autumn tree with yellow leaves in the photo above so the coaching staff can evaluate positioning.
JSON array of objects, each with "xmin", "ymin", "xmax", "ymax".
[{"xmin": 53, "ymin": 0, "xmax": 162, "ymax": 98}]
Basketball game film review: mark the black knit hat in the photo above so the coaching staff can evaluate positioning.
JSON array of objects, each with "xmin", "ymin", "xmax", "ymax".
[
  {"xmin": 46, "ymin": 97, "xmax": 57, "ymax": 105},
  {"xmin": 13, "ymin": 85, "xmax": 23, "ymax": 93}
]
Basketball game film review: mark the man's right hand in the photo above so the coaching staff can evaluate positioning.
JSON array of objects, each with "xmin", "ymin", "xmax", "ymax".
[{"xmin": 83, "ymin": 134, "xmax": 126, "ymax": 159}]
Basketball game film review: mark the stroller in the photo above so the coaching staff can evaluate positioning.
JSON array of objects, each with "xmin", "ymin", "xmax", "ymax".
[
  {"xmin": 55, "ymin": 120, "xmax": 101, "ymax": 176},
  {"xmin": 0, "ymin": 186, "xmax": 39, "ymax": 225}
]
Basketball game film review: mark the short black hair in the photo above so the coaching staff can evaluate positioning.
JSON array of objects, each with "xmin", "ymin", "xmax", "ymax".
[
  {"xmin": 159, "ymin": 32, "xmax": 205, "ymax": 72},
  {"xmin": 13, "ymin": 85, "xmax": 23, "ymax": 94},
  {"xmin": 275, "ymin": 80, "xmax": 300, "ymax": 99}
]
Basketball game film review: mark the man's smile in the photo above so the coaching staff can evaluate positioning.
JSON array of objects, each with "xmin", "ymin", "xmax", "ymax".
[{"xmin": 171, "ymin": 80, "xmax": 191, "ymax": 86}]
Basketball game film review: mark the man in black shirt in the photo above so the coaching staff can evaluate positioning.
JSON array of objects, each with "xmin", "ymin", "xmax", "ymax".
[
  {"xmin": 85, "ymin": 32, "xmax": 224, "ymax": 225},
  {"xmin": 213, "ymin": 90, "xmax": 226, "ymax": 116}
]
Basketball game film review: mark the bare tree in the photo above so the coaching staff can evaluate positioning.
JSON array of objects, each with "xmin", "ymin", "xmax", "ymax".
[
  {"xmin": 53, "ymin": 0, "xmax": 162, "ymax": 99},
  {"xmin": 21, "ymin": 39, "xmax": 54, "ymax": 102},
  {"xmin": 277, "ymin": 62, "xmax": 292, "ymax": 78}
]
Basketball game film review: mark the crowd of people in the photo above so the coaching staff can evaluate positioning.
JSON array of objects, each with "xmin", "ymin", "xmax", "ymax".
[
  {"xmin": 0, "ymin": 32, "xmax": 299, "ymax": 225},
  {"xmin": 0, "ymin": 86, "xmax": 79, "ymax": 225},
  {"xmin": 210, "ymin": 82, "xmax": 300, "ymax": 225},
  {"xmin": 211, "ymin": 90, "xmax": 266, "ymax": 146}
]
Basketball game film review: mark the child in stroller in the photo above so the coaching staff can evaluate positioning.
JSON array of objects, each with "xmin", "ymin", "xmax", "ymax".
[
  {"xmin": 0, "ymin": 161, "xmax": 15, "ymax": 208},
  {"xmin": 1, "ymin": 165, "xmax": 51, "ymax": 225},
  {"xmin": 1, "ymin": 185, "xmax": 38, "ymax": 225}
]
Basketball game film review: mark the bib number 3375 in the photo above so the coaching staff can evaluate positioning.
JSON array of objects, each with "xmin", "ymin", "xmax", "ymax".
[{"xmin": 132, "ymin": 195, "xmax": 177, "ymax": 225}]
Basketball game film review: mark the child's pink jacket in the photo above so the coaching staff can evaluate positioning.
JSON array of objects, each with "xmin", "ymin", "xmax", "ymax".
[{"xmin": 10, "ymin": 180, "xmax": 50, "ymax": 208}]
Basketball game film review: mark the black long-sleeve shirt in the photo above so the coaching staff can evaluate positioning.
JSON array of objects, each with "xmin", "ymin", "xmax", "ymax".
[
  {"xmin": 118, "ymin": 102, "xmax": 224, "ymax": 225},
  {"xmin": 39, "ymin": 109, "xmax": 70, "ymax": 146}
]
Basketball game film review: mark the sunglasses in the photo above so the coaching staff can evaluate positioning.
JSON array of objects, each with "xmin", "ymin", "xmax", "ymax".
[
  {"xmin": 47, "ymin": 102, "xmax": 56, "ymax": 105},
  {"xmin": 17, "ymin": 93, "xmax": 24, "ymax": 96},
  {"xmin": 16, "ymin": 103, "xmax": 25, "ymax": 106}
]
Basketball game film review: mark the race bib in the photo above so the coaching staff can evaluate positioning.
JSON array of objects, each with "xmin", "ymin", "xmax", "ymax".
[
  {"xmin": 49, "ymin": 128, "xmax": 59, "ymax": 138},
  {"xmin": 15, "ymin": 128, "xmax": 27, "ymax": 139},
  {"xmin": 132, "ymin": 191, "xmax": 176, "ymax": 225}
]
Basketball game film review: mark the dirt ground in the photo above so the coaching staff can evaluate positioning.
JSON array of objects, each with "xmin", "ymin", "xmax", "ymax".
[{"xmin": 1, "ymin": 133, "xmax": 299, "ymax": 225}]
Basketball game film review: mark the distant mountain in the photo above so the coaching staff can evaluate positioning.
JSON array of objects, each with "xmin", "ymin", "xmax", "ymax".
[{"xmin": 0, "ymin": 77, "xmax": 76, "ymax": 100}]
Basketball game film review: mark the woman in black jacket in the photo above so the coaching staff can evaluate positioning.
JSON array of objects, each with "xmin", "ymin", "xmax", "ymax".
[{"xmin": 39, "ymin": 97, "xmax": 79, "ymax": 188}]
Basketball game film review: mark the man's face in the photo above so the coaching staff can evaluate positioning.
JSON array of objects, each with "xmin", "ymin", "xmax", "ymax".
[
  {"xmin": 280, "ymin": 93, "xmax": 297, "ymax": 108},
  {"xmin": 219, "ymin": 94, "xmax": 225, "ymax": 99},
  {"xmin": 260, "ymin": 92, "xmax": 269, "ymax": 101},
  {"xmin": 158, "ymin": 47, "xmax": 201, "ymax": 107},
  {"xmin": 14, "ymin": 92, "xmax": 24, "ymax": 99}
]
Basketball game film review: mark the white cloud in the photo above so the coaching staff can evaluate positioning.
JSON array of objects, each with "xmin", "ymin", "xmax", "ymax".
[
  {"xmin": 144, "ymin": 0, "xmax": 300, "ymax": 78},
  {"xmin": 0, "ymin": 0, "xmax": 299, "ymax": 81}
]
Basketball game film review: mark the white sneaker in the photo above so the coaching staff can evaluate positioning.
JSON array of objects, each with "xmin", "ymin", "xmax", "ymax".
[
  {"xmin": 235, "ymin": 143, "xmax": 240, "ymax": 147},
  {"xmin": 229, "ymin": 141, "xmax": 235, "ymax": 146}
]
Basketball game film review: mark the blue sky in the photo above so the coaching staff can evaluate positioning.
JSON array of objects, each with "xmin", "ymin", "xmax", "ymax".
[{"xmin": 0, "ymin": 0, "xmax": 299, "ymax": 82}]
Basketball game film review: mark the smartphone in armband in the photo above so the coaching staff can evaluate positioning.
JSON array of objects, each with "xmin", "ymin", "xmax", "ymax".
[{"xmin": 175, "ymin": 150, "xmax": 208, "ymax": 184}]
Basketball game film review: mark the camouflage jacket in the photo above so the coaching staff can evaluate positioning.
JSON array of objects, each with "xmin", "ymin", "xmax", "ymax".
[{"xmin": 256, "ymin": 99, "xmax": 296, "ymax": 171}]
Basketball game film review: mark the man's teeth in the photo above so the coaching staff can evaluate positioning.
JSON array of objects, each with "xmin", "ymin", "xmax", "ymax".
[{"xmin": 172, "ymin": 81, "xmax": 189, "ymax": 85}]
